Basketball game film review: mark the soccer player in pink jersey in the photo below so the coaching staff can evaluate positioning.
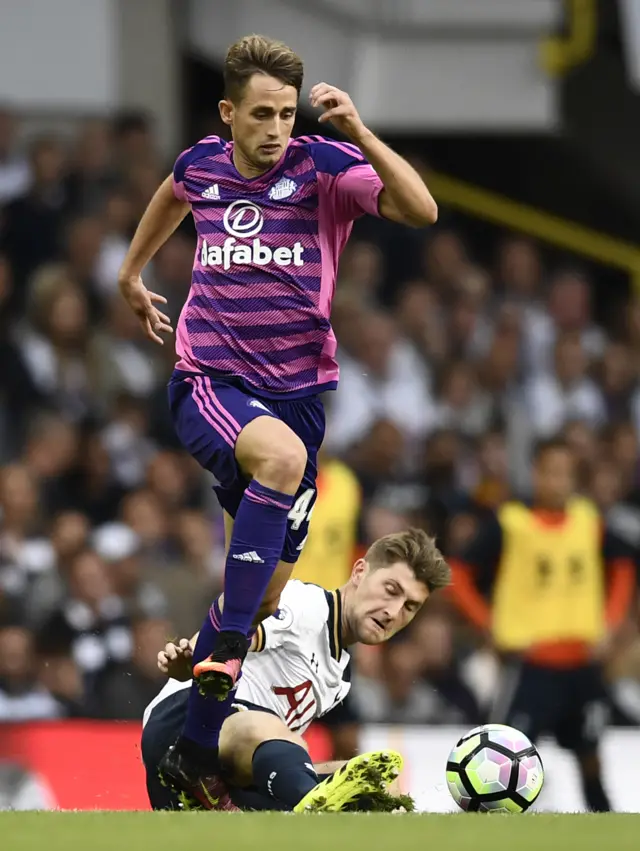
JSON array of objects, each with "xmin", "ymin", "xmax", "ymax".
[{"xmin": 119, "ymin": 34, "xmax": 436, "ymax": 794}]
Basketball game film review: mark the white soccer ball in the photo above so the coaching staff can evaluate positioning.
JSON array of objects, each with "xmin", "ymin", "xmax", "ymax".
[{"xmin": 446, "ymin": 723, "xmax": 544, "ymax": 813}]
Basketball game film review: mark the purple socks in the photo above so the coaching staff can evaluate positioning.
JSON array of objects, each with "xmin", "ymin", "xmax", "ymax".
[{"xmin": 220, "ymin": 480, "xmax": 293, "ymax": 635}]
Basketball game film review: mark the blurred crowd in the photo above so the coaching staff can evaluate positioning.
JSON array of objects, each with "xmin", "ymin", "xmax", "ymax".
[{"xmin": 0, "ymin": 106, "xmax": 639, "ymax": 729}]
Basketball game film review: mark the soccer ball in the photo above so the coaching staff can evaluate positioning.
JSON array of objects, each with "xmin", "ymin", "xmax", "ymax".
[{"xmin": 446, "ymin": 723, "xmax": 544, "ymax": 813}]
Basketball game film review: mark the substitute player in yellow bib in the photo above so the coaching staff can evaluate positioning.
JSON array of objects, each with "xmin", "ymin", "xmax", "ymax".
[{"xmin": 450, "ymin": 438, "xmax": 636, "ymax": 812}]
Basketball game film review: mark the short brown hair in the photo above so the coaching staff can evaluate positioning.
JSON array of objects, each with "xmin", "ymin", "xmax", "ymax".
[
  {"xmin": 224, "ymin": 34, "xmax": 304, "ymax": 102},
  {"xmin": 365, "ymin": 528, "xmax": 451, "ymax": 593}
]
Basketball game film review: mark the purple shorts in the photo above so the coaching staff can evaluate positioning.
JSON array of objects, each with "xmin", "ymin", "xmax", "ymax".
[{"xmin": 168, "ymin": 370, "xmax": 325, "ymax": 563}]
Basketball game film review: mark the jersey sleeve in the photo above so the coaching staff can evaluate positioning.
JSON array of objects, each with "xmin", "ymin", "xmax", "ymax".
[
  {"xmin": 303, "ymin": 136, "xmax": 383, "ymax": 224},
  {"xmin": 172, "ymin": 136, "xmax": 224, "ymax": 203},
  {"xmin": 255, "ymin": 581, "xmax": 328, "ymax": 652},
  {"xmin": 172, "ymin": 147, "xmax": 193, "ymax": 202}
]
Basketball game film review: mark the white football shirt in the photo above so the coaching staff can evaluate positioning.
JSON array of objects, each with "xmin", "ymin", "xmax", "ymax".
[{"xmin": 143, "ymin": 581, "xmax": 350, "ymax": 735}]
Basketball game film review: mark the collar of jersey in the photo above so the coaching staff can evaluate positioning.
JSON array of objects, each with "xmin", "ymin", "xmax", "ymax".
[
  {"xmin": 224, "ymin": 139, "xmax": 290, "ymax": 185},
  {"xmin": 324, "ymin": 589, "xmax": 344, "ymax": 662}
]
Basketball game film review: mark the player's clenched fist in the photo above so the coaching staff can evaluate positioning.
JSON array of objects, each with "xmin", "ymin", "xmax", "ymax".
[
  {"xmin": 157, "ymin": 638, "xmax": 193, "ymax": 681},
  {"xmin": 310, "ymin": 83, "xmax": 369, "ymax": 143}
]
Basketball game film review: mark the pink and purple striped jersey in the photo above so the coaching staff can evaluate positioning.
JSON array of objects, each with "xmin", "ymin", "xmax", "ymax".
[{"xmin": 172, "ymin": 135, "xmax": 383, "ymax": 398}]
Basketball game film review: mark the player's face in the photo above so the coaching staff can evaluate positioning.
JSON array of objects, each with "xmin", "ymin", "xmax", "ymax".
[
  {"xmin": 349, "ymin": 561, "xmax": 430, "ymax": 645},
  {"xmin": 219, "ymin": 73, "xmax": 298, "ymax": 172},
  {"xmin": 532, "ymin": 448, "xmax": 575, "ymax": 510}
]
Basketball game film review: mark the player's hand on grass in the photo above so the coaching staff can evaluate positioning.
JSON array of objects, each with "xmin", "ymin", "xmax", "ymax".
[
  {"xmin": 158, "ymin": 638, "xmax": 194, "ymax": 681},
  {"xmin": 119, "ymin": 275, "xmax": 173, "ymax": 346},
  {"xmin": 310, "ymin": 83, "xmax": 369, "ymax": 143}
]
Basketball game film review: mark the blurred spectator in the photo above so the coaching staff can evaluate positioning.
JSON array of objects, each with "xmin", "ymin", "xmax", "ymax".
[
  {"xmin": 327, "ymin": 311, "xmax": 434, "ymax": 454},
  {"xmin": 36, "ymin": 632, "xmax": 88, "ymax": 717},
  {"xmin": 0, "ymin": 465, "xmax": 53, "ymax": 617},
  {"xmin": 351, "ymin": 639, "xmax": 437, "ymax": 723},
  {"xmin": 605, "ymin": 422, "xmax": 640, "ymax": 496},
  {"xmin": 63, "ymin": 215, "xmax": 105, "ymax": 319},
  {"xmin": 91, "ymin": 617, "xmax": 170, "ymax": 720},
  {"xmin": 395, "ymin": 281, "xmax": 448, "ymax": 364},
  {"xmin": 150, "ymin": 509, "xmax": 219, "ymax": 637},
  {"xmin": 1, "ymin": 136, "xmax": 67, "ymax": 307},
  {"xmin": 434, "ymin": 360, "xmax": 493, "ymax": 437},
  {"xmin": 524, "ymin": 333, "xmax": 606, "ymax": 437},
  {"xmin": 350, "ymin": 619, "xmax": 480, "ymax": 725},
  {"xmin": 0, "ymin": 624, "xmax": 61, "ymax": 720},
  {"xmin": 0, "ymin": 106, "xmax": 30, "ymax": 204},
  {"xmin": 120, "ymin": 489, "xmax": 174, "ymax": 564},
  {"xmin": 563, "ymin": 420, "xmax": 600, "ymax": 492},
  {"xmin": 146, "ymin": 451, "xmax": 193, "ymax": 512},
  {"xmin": 64, "ymin": 119, "xmax": 115, "ymax": 215},
  {"xmin": 174, "ymin": 509, "xmax": 223, "ymax": 579},
  {"xmin": 96, "ymin": 188, "xmax": 135, "ymax": 296},
  {"xmin": 496, "ymin": 236, "xmax": 544, "ymax": 302},
  {"xmin": 599, "ymin": 342, "xmax": 636, "ymax": 423},
  {"xmin": 468, "ymin": 429, "xmax": 511, "ymax": 511},
  {"xmin": 409, "ymin": 614, "xmax": 481, "ymax": 723},
  {"xmin": 39, "ymin": 550, "xmax": 132, "ymax": 680},
  {"xmin": 102, "ymin": 395, "xmax": 157, "ymax": 490},
  {"xmin": 25, "ymin": 511, "xmax": 90, "ymax": 628},
  {"xmin": 92, "ymin": 522, "xmax": 167, "ymax": 620},
  {"xmin": 18, "ymin": 270, "xmax": 98, "ymax": 421},
  {"xmin": 447, "ymin": 288, "xmax": 493, "ymax": 360},
  {"xmin": 523, "ymin": 270, "xmax": 606, "ymax": 375},
  {"xmin": 112, "ymin": 112, "xmax": 157, "ymax": 170},
  {"xmin": 59, "ymin": 427, "xmax": 126, "ymax": 526},
  {"xmin": 0, "ymin": 254, "xmax": 44, "ymax": 459},
  {"xmin": 127, "ymin": 162, "xmax": 164, "ymax": 221},
  {"xmin": 338, "ymin": 240, "xmax": 385, "ymax": 306},
  {"xmin": 93, "ymin": 299, "xmax": 158, "ymax": 406},
  {"xmin": 422, "ymin": 229, "xmax": 469, "ymax": 297}
]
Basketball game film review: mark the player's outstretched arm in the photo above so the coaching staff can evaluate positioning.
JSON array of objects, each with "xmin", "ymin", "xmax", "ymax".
[
  {"xmin": 310, "ymin": 83, "xmax": 437, "ymax": 228},
  {"xmin": 118, "ymin": 175, "xmax": 190, "ymax": 345}
]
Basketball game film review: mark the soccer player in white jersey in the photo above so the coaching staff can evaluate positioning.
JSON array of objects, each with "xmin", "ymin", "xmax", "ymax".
[{"xmin": 142, "ymin": 529, "xmax": 451, "ymax": 812}]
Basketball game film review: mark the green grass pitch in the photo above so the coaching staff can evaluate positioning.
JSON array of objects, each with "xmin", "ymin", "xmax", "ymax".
[{"xmin": 2, "ymin": 812, "xmax": 640, "ymax": 851}]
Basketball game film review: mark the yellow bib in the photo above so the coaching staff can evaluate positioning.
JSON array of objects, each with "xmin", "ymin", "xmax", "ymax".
[
  {"xmin": 492, "ymin": 498, "xmax": 605, "ymax": 651},
  {"xmin": 291, "ymin": 460, "xmax": 361, "ymax": 591}
]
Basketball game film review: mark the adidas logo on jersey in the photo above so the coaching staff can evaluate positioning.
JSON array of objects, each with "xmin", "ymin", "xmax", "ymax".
[
  {"xmin": 268, "ymin": 177, "xmax": 297, "ymax": 201},
  {"xmin": 248, "ymin": 399, "xmax": 270, "ymax": 412},
  {"xmin": 201, "ymin": 184, "xmax": 220, "ymax": 200},
  {"xmin": 232, "ymin": 550, "xmax": 264, "ymax": 563}
]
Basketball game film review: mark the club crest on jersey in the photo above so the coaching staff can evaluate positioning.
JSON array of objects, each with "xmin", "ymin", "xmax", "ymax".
[
  {"xmin": 268, "ymin": 177, "xmax": 297, "ymax": 201},
  {"xmin": 271, "ymin": 605, "xmax": 294, "ymax": 630}
]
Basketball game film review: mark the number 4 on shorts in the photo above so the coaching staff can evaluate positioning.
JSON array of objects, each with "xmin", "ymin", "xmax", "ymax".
[{"xmin": 288, "ymin": 488, "xmax": 315, "ymax": 550}]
